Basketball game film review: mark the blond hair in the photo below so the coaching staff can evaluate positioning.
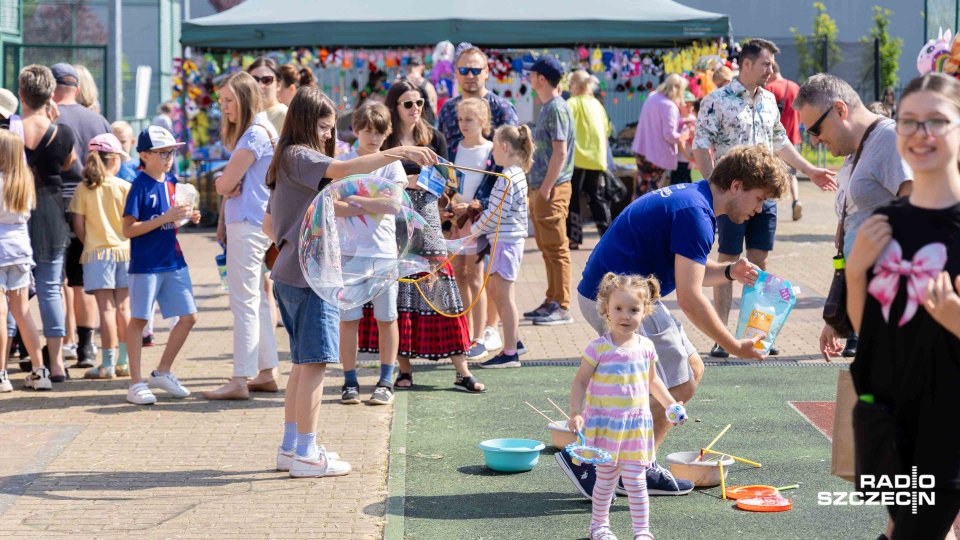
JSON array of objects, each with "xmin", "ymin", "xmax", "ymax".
[
  {"xmin": 456, "ymin": 97, "xmax": 491, "ymax": 133},
  {"xmin": 595, "ymin": 272, "xmax": 661, "ymax": 326},
  {"xmin": 713, "ymin": 66, "xmax": 733, "ymax": 88},
  {"xmin": 219, "ymin": 71, "xmax": 264, "ymax": 152},
  {"xmin": 568, "ymin": 70, "xmax": 598, "ymax": 96},
  {"xmin": 494, "ymin": 124, "xmax": 534, "ymax": 172},
  {"xmin": 656, "ymin": 74, "xmax": 688, "ymax": 105},
  {"xmin": 0, "ymin": 131, "xmax": 35, "ymax": 214},
  {"xmin": 82, "ymin": 151, "xmax": 120, "ymax": 189},
  {"xmin": 74, "ymin": 65, "xmax": 99, "ymax": 109}
]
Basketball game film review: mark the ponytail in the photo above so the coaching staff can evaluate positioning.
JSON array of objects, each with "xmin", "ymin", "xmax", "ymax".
[
  {"xmin": 494, "ymin": 124, "xmax": 535, "ymax": 172},
  {"xmin": 82, "ymin": 151, "xmax": 115, "ymax": 189},
  {"xmin": 0, "ymin": 131, "xmax": 34, "ymax": 214},
  {"xmin": 298, "ymin": 67, "xmax": 316, "ymax": 88}
]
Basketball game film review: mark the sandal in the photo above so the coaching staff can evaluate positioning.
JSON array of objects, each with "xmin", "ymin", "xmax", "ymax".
[
  {"xmin": 115, "ymin": 364, "xmax": 130, "ymax": 377},
  {"xmin": 454, "ymin": 374, "xmax": 486, "ymax": 393},
  {"xmin": 394, "ymin": 372, "xmax": 413, "ymax": 389},
  {"xmin": 84, "ymin": 365, "xmax": 116, "ymax": 379}
]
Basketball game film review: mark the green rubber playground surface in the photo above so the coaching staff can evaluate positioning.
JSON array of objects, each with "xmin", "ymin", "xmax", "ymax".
[{"xmin": 386, "ymin": 363, "xmax": 885, "ymax": 540}]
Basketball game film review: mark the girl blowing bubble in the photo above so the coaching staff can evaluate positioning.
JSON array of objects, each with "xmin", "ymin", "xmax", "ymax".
[{"xmin": 569, "ymin": 272, "xmax": 686, "ymax": 540}]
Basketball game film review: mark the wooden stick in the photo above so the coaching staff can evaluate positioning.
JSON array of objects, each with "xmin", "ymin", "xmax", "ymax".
[
  {"xmin": 775, "ymin": 484, "xmax": 799, "ymax": 491},
  {"xmin": 702, "ymin": 448, "xmax": 762, "ymax": 468},
  {"xmin": 524, "ymin": 401, "xmax": 560, "ymax": 426},
  {"xmin": 546, "ymin": 398, "xmax": 571, "ymax": 420},
  {"xmin": 694, "ymin": 423, "xmax": 731, "ymax": 462},
  {"xmin": 719, "ymin": 458, "xmax": 727, "ymax": 500}
]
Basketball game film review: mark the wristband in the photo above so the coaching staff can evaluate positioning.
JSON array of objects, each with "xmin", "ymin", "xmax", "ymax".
[{"xmin": 724, "ymin": 264, "xmax": 735, "ymax": 281}]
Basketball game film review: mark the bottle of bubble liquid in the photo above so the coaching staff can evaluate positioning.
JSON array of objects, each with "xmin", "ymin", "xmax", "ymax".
[{"xmin": 216, "ymin": 245, "xmax": 228, "ymax": 291}]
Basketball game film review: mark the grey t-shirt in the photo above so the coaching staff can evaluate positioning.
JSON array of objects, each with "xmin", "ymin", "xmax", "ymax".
[
  {"xmin": 266, "ymin": 146, "xmax": 332, "ymax": 289},
  {"xmin": 57, "ymin": 103, "xmax": 111, "ymax": 200},
  {"xmin": 835, "ymin": 118, "xmax": 912, "ymax": 255},
  {"xmin": 529, "ymin": 96, "xmax": 575, "ymax": 189}
]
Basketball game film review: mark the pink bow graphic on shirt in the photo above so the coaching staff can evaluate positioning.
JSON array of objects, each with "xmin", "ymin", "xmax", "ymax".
[{"xmin": 867, "ymin": 240, "xmax": 947, "ymax": 326}]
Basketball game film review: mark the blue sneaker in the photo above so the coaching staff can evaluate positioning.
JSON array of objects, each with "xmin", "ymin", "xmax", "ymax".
[
  {"xmin": 622, "ymin": 461, "xmax": 693, "ymax": 496},
  {"xmin": 555, "ymin": 450, "xmax": 596, "ymax": 499},
  {"xmin": 479, "ymin": 352, "xmax": 520, "ymax": 369},
  {"xmin": 465, "ymin": 340, "xmax": 488, "ymax": 360},
  {"xmin": 517, "ymin": 340, "xmax": 528, "ymax": 356}
]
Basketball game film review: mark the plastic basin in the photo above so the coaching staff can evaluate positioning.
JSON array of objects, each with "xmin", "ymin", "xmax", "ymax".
[
  {"xmin": 478, "ymin": 438, "xmax": 545, "ymax": 472},
  {"xmin": 665, "ymin": 450, "xmax": 735, "ymax": 487}
]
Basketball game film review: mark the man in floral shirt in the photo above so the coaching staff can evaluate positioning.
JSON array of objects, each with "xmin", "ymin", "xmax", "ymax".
[
  {"xmin": 437, "ymin": 44, "xmax": 519, "ymax": 155},
  {"xmin": 693, "ymin": 38, "xmax": 837, "ymax": 358}
]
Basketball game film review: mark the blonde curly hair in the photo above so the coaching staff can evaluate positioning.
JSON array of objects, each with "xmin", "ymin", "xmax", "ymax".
[{"xmin": 595, "ymin": 272, "xmax": 661, "ymax": 328}]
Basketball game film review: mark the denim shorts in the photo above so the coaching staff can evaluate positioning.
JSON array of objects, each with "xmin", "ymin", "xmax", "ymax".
[
  {"xmin": 83, "ymin": 257, "xmax": 130, "ymax": 292},
  {"xmin": 340, "ymin": 280, "xmax": 398, "ymax": 322},
  {"xmin": 0, "ymin": 263, "xmax": 32, "ymax": 292},
  {"xmin": 129, "ymin": 267, "xmax": 197, "ymax": 320},
  {"xmin": 274, "ymin": 281, "xmax": 340, "ymax": 364},
  {"xmin": 716, "ymin": 199, "xmax": 777, "ymax": 255}
]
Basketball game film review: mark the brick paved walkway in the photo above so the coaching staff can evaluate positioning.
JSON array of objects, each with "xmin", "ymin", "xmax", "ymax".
[{"xmin": 0, "ymin": 182, "xmax": 840, "ymax": 538}]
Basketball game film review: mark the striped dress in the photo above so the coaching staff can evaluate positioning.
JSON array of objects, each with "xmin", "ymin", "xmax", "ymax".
[{"xmin": 582, "ymin": 334, "xmax": 657, "ymax": 464}]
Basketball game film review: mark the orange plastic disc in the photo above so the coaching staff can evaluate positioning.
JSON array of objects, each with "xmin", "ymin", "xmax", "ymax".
[
  {"xmin": 736, "ymin": 495, "xmax": 793, "ymax": 512},
  {"xmin": 725, "ymin": 485, "xmax": 778, "ymax": 500}
]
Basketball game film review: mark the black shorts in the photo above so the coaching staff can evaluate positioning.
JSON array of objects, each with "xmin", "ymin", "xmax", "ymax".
[
  {"xmin": 716, "ymin": 200, "xmax": 777, "ymax": 255},
  {"xmin": 65, "ymin": 236, "xmax": 84, "ymax": 287}
]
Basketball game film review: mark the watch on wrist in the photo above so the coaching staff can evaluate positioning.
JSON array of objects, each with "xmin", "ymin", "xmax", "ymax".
[{"xmin": 724, "ymin": 264, "xmax": 735, "ymax": 281}]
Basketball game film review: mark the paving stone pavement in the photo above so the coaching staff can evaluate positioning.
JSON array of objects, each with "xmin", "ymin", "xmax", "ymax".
[{"xmin": 0, "ymin": 181, "xmax": 840, "ymax": 538}]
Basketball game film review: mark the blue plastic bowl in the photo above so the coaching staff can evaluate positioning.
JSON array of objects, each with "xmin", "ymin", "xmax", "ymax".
[{"xmin": 478, "ymin": 438, "xmax": 545, "ymax": 472}]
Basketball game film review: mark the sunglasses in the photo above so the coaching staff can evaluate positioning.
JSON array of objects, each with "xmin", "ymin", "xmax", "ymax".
[
  {"xmin": 458, "ymin": 67, "xmax": 484, "ymax": 76},
  {"xmin": 252, "ymin": 75, "xmax": 276, "ymax": 85},
  {"xmin": 805, "ymin": 107, "xmax": 833, "ymax": 137},
  {"xmin": 400, "ymin": 99, "xmax": 425, "ymax": 110},
  {"xmin": 147, "ymin": 149, "xmax": 177, "ymax": 160}
]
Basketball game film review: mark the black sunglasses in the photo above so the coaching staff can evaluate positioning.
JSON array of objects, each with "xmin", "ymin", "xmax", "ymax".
[
  {"xmin": 806, "ymin": 107, "xmax": 833, "ymax": 137},
  {"xmin": 252, "ymin": 75, "xmax": 276, "ymax": 85},
  {"xmin": 400, "ymin": 99, "xmax": 425, "ymax": 110},
  {"xmin": 458, "ymin": 67, "xmax": 484, "ymax": 76}
]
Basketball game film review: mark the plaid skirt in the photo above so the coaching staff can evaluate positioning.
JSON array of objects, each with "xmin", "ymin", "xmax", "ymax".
[{"xmin": 358, "ymin": 263, "xmax": 471, "ymax": 360}]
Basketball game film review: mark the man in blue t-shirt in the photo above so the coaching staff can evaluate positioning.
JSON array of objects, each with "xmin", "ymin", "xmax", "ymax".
[
  {"xmin": 121, "ymin": 126, "xmax": 201, "ymax": 406},
  {"xmin": 557, "ymin": 145, "xmax": 789, "ymax": 498}
]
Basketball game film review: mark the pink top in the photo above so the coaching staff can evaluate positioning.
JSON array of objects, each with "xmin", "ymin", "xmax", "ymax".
[{"xmin": 631, "ymin": 91, "xmax": 684, "ymax": 171}]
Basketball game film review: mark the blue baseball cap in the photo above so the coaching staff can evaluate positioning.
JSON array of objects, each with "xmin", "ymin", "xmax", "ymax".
[
  {"xmin": 525, "ymin": 56, "xmax": 565, "ymax": 81},
  {"xmin": 50, "ymin": 63, "xmax": 79, "ymax": 87},
  {"xmin": 137, "ymin": 125, "xmax": 185, "ymax": 153}
]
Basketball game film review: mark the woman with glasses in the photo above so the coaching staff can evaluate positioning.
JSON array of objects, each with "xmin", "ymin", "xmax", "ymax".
[
  {"xmin": 847, "ymin": 72, "xmax": 960, "ymax": 540},
  {"xmin": 247, "ymin": 57, "xmax": 287, "ymax": 134},
  {"xmin": 356, "ymin": 79, "xmax": 486, "ymax": 395},
  {"xmin": 203, "ymin": 71, "xmax": 280, "ymax": 400}
]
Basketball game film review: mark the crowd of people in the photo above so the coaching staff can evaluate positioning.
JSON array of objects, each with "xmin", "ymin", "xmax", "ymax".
[{"xmin": 1, "ymin": 37, "xmax": 959, "ymax": 540}]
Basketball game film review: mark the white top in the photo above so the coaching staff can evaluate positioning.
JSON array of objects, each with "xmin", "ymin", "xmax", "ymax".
[
  {"xmin": 0, "ymin": 173, "xmax": 33, "ymax": 268},
  {"xmin": 335, "ymin": 150, "xmax": 407, "ymax": 259},
  {"xmin": 471, "ymin": 165, "xmax": 528, "ymax": 241},
  {"xmin": 453, "ymin": 140, "xmax": 493, "ymax": 204}
]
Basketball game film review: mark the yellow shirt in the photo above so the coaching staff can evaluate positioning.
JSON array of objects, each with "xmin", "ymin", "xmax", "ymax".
[
  {"xmin": 265, "ymin": 103, "xmax": 288, "ymax": 134},
  {"xmin": 567, "ymin": 95, "xmax": 610, "ymax": 171},
  {"xmin": 68, "ymin": 176, "xmax": 131, "ymax": 263}
]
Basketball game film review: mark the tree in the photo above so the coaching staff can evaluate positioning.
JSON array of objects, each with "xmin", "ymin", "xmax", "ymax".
[
  {"xmin": 862, "ymin": 6, "xmax": 903, "ymax": 90},
  {"xmin": 790, "ymin": 2, "xmax": 843, "ymax": 81}
]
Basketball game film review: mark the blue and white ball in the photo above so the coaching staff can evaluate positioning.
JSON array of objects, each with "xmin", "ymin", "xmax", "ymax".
[{"xmin": 666, "ymin": 403, "xmax": 687, "ymax": 423}]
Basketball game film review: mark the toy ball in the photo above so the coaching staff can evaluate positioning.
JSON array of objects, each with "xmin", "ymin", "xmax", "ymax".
[{"xmin": 666, "ymin": 403, "xmax": 687, "ymax": 423}]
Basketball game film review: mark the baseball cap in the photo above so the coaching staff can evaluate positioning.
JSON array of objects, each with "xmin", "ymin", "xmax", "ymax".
[
  {"xmin": 50, "ymin": 63, "xmax": 79, "ymax": 87},
  {"xmin": 408, "ymin": 57, "xmax": 424, "ymax": 67},
  {"xmin": 0, "ymin": 88, "xmax": 18, "ymax": 118},
  {"xmin": 525, "ymin": 56, "xmax": 564, "ymax": 82},
  {"xmin": 137, "ymin": 125, "xmax": 185, "ymax": 153},
  {"xmin": 683, "ymin": 90, "xmax": 697, "ymax": 103},
  {"xmin": 89, "ymin": 133, "xmax": 130, "ymax": 159}
]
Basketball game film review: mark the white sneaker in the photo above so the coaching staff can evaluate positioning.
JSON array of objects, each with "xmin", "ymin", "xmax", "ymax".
[
  {"xmin": 62, "ymin": 343, "xmax": 78, "ymax": 360},
  {"xmin": 148, "ymin": 371, "xmax": 190, "ymax": 398},
  {"xmin": 0, "ymin": 370, "xmax": 12, "ymax": 392},
  {"xmin": 127, "ymin": 382, "xmax": 157, "ymax": 405},
  {"xmin": 289, "ymin": 446, "xmax": 351, "ymax": 478},
  {"xmin": 23, "ymin": 367, "xmax": 52, "ymax": 391},
  {"xmin": 277, "ymin": 445, "xmax": 340, "ymax": 471},
  {"xmin": 482, "ymin": 326, "xmax": 503, "ymax": 351}
]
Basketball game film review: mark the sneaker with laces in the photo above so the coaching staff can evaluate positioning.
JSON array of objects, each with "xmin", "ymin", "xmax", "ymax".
[
  {"xmin": 482, "ymin": 326, "xmax": 502, "ymax": 351},
  {"xmin": 24, "ymin": 367, "xmax": 52, "ymax": 391},
  {"xmin": 465, "ymin": 340, "xmax": 488, "ymax": 360},
  {"xmin": 289, "ymin": 446, "xmax": 351, "ymax": 478},
  {"xmin": 517, "ymin": 340, "xmax": 528, "ymax": 356},
  {"xmin": 555, "ymin": 451, "xmax": 597, "ymax": 499},
  {"xmin": 63, "ymin": 343, "xmax": 78, "ymax": 360},
  {"xmin": 643, "ymin": 461, "xmax": 694, "ymax": 495},
  {"xmin": 523, "ymin": 300, "xmax": 551, "ymax": 320},
  {"xmin": 533, "ymin": 301, "xmax": 574, "ymax": 326},
  {"xmin": 142, "ymin": 334, "xmax": 155, "ymax": 347},
  {"xmin": 0, "ymin": 370, "xmax": 12, "ymax": 392},
  {"xmin": 277, "ymin": 446, "xmax": 340, "ymax": 471},
  {"xmin": 479, "ymin": 351, "xmax": 520, "ymax": 369},
  {"xmin": 147, "ymin": 371, "xmax": 190, "ymax": 398},
  {"xmin": 590, "ymin": 526, "xmax": 619, "ymax": 540},
  {"xmin": 369, "ymin": 384, "xmax": 394, "ymax": 405},
  {"xmin": 126, "ymin": 382, "xmax": 157, "ymax": 405},
  {"xmin": 341, "ymin": 383, "xmax": 361, "ymax": 405}
]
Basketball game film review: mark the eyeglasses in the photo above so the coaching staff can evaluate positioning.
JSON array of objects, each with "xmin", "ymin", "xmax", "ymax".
[
  {"xmin": 805, "ymin": 107, "xmax": 833, "ymax": 137},
  {"xmin": 252, "ymin": 75, "xmax": 276, "ymax": 86},
  {"xmin": 458, "ymin": 67, "xmax": 484, "ymax": 76},
  {"xmin": 148, "ymin": 149, "xmax": 177, "ymax": 160},
  {"xmin": 400, "ymin": 99, "xmax": 425, "ymax": 110},
  {"xmin": 895, "ymin": 118, "xmax": 960, "ymax": 137}
]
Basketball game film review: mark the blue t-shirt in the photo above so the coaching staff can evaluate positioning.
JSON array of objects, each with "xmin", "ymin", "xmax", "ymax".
[
  {"xmin": 117, "ymin": 160, "xmax": 138, "ymax": 182},
  {"xmin": 123, "ymin": 171, "xmax": 187, "ymax": 274},
  {"xmin": 578, "ymin": 180, "xmax": 717, "ymax": 300}
]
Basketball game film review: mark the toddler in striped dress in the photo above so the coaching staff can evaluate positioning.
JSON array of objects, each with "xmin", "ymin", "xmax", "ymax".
[{"xmin": 569, "ymin": 272, "xmax": 686, "ymax": 540}]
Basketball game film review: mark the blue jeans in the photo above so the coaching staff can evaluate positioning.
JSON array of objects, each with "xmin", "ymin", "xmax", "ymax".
[
  {"xmin": 273, "ymin": 281, "xmax": 340, "ymax": 365},
  {"xmin": 34, "ymin": 256, "xmax": 66, "ymax": 338}
]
